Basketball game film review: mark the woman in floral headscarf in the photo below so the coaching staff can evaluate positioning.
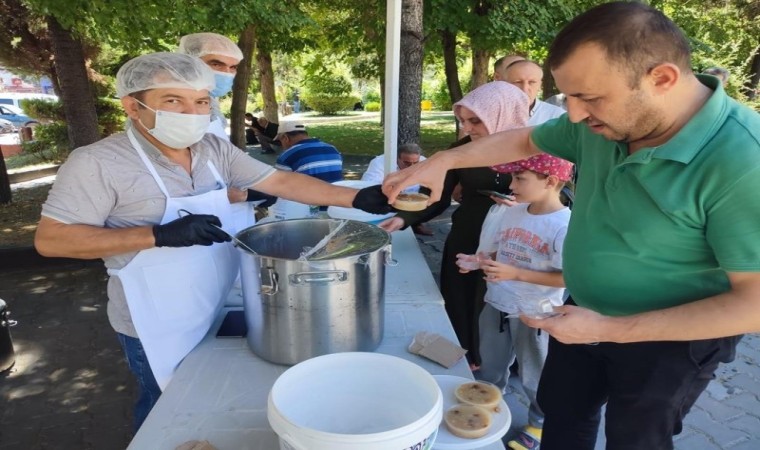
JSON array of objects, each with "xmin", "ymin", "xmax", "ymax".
[{"xmin": 381, "ymin": 81, "xmax": 529, "ymax": 368}]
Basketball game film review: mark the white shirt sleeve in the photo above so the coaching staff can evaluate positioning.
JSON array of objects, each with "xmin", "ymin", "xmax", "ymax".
[{"xmin": 361, "ymin": 156, "xmax": 385, "ymax": 183}]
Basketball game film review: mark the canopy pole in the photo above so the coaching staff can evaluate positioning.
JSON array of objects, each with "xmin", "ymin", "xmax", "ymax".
[{"xmin": 383, "ymin": 0, "xmax": 402, "ymax": 177}]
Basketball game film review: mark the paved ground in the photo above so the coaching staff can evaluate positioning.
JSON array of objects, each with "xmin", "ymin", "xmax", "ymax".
[{"xmin": 1, "ymin": 149, "xmax": 760, "ymax": 449}]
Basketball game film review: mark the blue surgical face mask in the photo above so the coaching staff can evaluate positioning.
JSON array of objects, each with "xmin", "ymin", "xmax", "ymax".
[{"xmin": 210, "ymin": 71, "xmax": 235, "ymax": 97}]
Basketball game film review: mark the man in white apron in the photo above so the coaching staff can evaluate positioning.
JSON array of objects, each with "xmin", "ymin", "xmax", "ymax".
[{"xmin": 35, "ymin": 52, "xmax": 392, "ymax": 431}]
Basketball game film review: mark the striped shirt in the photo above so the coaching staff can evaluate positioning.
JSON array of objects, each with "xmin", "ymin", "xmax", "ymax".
[{"xmin": 275, "ymin": 137, "xmax": 343, "ymax": 182}]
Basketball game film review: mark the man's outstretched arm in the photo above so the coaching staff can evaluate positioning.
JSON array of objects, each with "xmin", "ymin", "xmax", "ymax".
[{"xmin": 382, "ymin": 126, "xmax": 539, "ymax": 203}]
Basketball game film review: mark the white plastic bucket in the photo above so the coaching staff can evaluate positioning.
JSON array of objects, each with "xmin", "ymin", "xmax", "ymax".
[
  {"xmin": 269, "ymin": 198, "xmax": 311, "ymax": 220},
  {"xmin": 268, "ymin": 352, "xmax": 442, "ymax": 450}
]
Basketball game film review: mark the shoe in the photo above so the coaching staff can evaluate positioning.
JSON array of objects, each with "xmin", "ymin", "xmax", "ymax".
[
  {"xmin": 260, "ymin": 149, "xmax": 276, "ymax": 154},
  {"xmin": 412, "ymin": 223, "xmax": 434, "ymax": 236},
  {"xmin": 508, "ymin": 426, "xmax": 542, "ymax": 450}
]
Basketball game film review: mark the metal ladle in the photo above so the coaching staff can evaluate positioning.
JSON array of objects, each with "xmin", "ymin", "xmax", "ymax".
[
  {"xmin": 212, "ymin": 225, "xmax": 258, "ymax": 255},
  {"xmin": 176, "ymin": 208, "xmax": 258, "ymax": 255}
]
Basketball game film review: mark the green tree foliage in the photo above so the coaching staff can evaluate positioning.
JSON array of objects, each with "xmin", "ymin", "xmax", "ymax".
[
  {"xmin": 307, "ymin": 0, "xmax": 386, "ymax": 82},
  {"xmin": 20, "ymin": 97, "xmax": 124, "ymax": 162},
  {"xmin": 302, "ymin": 70, "xmax": 359, "ymax": 114},
  {"xmin": 0, "ymin": 0, "xmax": 55, "ymax": 88},
  {"xmin": 655, "ymin": 0, "xmax": 759, "ymax": 101}
]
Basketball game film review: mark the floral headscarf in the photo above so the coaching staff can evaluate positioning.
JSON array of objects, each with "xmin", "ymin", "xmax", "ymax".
[{"xmin": 453, "ymin": 81, "xmax": 529, "ymax": 135}]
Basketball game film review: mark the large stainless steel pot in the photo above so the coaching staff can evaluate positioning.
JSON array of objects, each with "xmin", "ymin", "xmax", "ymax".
[{"xmin": 236, "ymin": 218, "xmax": 392, "ymax": 365}]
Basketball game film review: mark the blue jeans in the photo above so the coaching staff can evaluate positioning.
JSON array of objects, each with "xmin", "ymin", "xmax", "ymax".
[{"xmin": 117, "ymin": 333, "xmax": 161, "ymax": 432}]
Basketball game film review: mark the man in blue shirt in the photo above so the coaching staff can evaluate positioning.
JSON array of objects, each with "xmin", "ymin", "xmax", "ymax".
[{"xmin": 274, "ymin": 122, "xmax": 343, "ymax": 183}]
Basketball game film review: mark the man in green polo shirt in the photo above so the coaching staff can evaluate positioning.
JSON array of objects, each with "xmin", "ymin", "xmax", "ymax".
[{"xmin": 383, "ymin": 2, "xmax": 760, "ymax": 449}]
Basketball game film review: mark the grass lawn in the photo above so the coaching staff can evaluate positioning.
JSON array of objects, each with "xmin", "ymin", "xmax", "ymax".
[
  {"xmin": 3, "ymin": 151, "xmax": 50, "ymax": 170},
  {"xmin": 306, "ymin": 112, "xmax": 457, "ymax": 156}
]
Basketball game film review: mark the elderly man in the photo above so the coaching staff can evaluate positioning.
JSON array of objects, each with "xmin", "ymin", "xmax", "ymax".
[
  {"xmin": 504, "ymin": 60, "xmax": 565, "ymax": 125},
  {"xmin": 361, "ymin": 143, "xmax": 426, "ymax": 188},
  {"xmin": 274, "ymin": 121, "xmax": 343, "ymax": 183},
  {"xmin": 384, "ymin": 2, "xmax": 760, "ymax": 449},
  {"xmin": 361, "ymin": 143, "xmax": 433, "ymax": 235},
  {"xmin": 493, "ymin": 54, "xmax": 526, "ymax": 81},
  {"xmin": 34, "ymin": 53, "xmax": 389, "ymax": 431}
]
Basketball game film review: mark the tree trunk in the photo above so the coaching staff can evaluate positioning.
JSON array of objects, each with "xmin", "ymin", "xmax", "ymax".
[
  {"xmin": 471, "ymin": 48, "xmax": 491, "ymax": 89},
  {"xmin": 0, "ymin": 152, "xmax": 11, "ymax": 205},
  {"xmin": 441, "ymin": 29, "xmax": 463, "ymax": 104},
  {"xmin": 440, "ymin": 28, "xmax": 461, "ymax": 138},
  {"xmin": 46, "ymin": 16, "xmax": 100, "ymax": 149},
  {"xmin": 256, "ymin": 46, "xmax": 278, "ymax": 123},
  {"xmin": 49, "ymin": 64, "xmax": 61, "ymax": 97},
  {"xmin": 745, "ymin": 44, "xmax": 760, "ymax": 100},
  {"xmin": 542, "ymin": 62, "xmax": 555, "ymax": 99},
  {"xmin": 379, "ymin": 75, "xmax": 385, "ymax": 127},
  {"xmin": 398, "ymin": 0, "xmax": 424, "ymax": 146},
  {"xmin": 231, "ymin": 24, "xmax": 256, "ymax": 150}
]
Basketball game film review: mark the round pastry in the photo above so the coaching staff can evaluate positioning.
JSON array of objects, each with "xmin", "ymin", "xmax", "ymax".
[
  {"xmin": 392, "ymin": 193, "xmax": 429, "ymax": 211},
  {"xmin": 454, "ymin": 381, "xmax": 502, "ymax": 411},
  {"xmin": 443, "ymin": 403, "xmax": 492, "ymax": 439}
]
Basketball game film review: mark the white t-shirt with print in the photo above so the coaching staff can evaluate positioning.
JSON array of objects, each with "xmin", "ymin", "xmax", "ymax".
[{"xmin": 485, "ymin": 203, "xmax": 571, "ymax": 313}]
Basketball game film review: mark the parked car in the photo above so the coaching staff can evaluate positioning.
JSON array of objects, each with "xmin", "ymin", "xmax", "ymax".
[
  {"xmin": 0, "ymin": 104, "xmax": 39, "ymax": 128},
  {"xmin": 0, "ymin": 92, "xmax": 58, "ymax": 110},
  {"xmin": 0, "ymin": 117, "xmax": 15, "ymax": 134}
]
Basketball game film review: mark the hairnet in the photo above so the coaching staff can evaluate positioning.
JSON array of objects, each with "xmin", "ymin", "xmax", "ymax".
[
  {"xmin": 177, "ymin": 33, "xmax": 243, "ymax": 61},
  {"xmin": 115, "ymin": 52, "xmax": 216, "ymax": 98},
  {"xmin": 453, "ymin": 81, "xmax": 529, "ymax": 134}
]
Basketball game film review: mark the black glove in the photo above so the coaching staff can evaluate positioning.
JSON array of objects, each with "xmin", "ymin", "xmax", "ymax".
[
  {"xmin": 352, "ymin": 185, "xmax": 394, "ymax": 214},
  {"xmin": 153, "ymin": 214, "xmax": 231, "ymax": 247},
  {"xmin": 246, "ymin": 189, "xmax": 278, "ymax": 208}
]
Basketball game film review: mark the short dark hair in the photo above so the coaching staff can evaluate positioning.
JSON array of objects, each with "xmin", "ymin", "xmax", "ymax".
[
  {"xmin": 130, "ymin": 90, "xmax": 148, "ymax": 103},
  {"xmin": 547, "ymin": 2, "xmax": 692, "ymax": 87}
]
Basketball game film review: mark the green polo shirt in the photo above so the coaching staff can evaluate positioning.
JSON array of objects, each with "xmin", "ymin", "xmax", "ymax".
[{"xmin": 532, "ymin": 75, "xmax": 760, "ymax": 316}]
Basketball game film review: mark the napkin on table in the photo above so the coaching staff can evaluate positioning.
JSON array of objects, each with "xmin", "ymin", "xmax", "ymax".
[{"xmin": 408, "ymin": 331, "xmax": 467, "ymax": 368}]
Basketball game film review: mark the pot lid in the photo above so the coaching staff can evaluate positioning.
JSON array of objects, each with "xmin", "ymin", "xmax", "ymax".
[{"xmin": 237, "ymin": 218, "xmax": 390, "ymax": 260}]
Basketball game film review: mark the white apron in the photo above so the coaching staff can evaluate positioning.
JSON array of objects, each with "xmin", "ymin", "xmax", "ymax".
[
  {"xmin": 109, "ymin": 130, "xmax": 240, "ymax": 390},
  {"xmin": 205, "ymin": 118, "xmax": 256, "ymax": 234}
]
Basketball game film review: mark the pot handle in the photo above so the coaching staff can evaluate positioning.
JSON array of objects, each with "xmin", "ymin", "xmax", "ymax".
[
  {"xmin": 260, "ymin": 267, "xmax": 279, "ymax": 295},
  {"xmin": 289, "ymin": 270, "xmax": 348, "ymax": 285},
  {"xmin": 384, "ymin": 244, "xmax": 398, "ymax": 266}
]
